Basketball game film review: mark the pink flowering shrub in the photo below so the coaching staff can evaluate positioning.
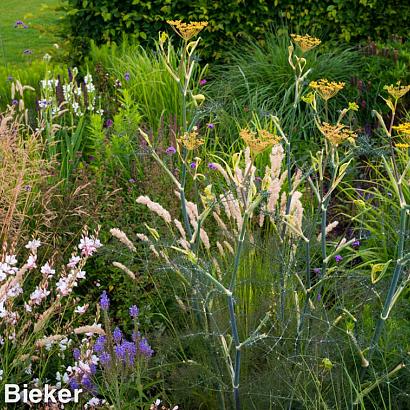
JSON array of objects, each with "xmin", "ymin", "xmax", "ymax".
[{"xmin": 0, "ymin": 230, "xmax": 102, "ymax": 406}]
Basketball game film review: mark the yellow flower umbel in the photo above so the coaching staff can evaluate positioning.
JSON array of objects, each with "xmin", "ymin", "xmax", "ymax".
[
  {"xmin": 309, "ymin": 79, "xmax": 345, "ymax": 101},
  {"xmin": 393, "ymin": 122, "xmax": 410, "ymax": 137},
  {"xmin": 177, "ymin": 128, "xmax": 204, "ymax": 150},
  {"xmin": 319, "ymin": 122, "xmax": 357, "ymax": 146},
  {"xmin": 393, "ymin": 122, "xmax": 410, "ymax": 149},
  {"xmin": 167, "ymin": 20, "xmax": 208, "ymax": 41},
  {"xmin": 240, "ymin": 128, "xmax": 281, "ymax": 154},
  {"xmin": 290, "ymin": 34, "xmax": 321, "ymax": 53},
  {"xmin": 384, "ymin": 83, "xmax": 410, "ymax": 100}
]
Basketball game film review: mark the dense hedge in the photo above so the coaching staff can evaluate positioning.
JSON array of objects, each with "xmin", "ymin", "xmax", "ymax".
[{"xmin": 62, "ymin": 0, "xmax": 410, "ymax": 61}]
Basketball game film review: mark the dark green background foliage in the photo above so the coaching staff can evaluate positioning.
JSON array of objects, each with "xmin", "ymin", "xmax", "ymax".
[{"xmin": 63, "ymin": 0, "xmax": 410, "ymax": 61}]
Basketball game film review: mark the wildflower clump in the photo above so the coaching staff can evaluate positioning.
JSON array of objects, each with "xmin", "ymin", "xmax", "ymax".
[
  {"xmin": 240, "ymin": 128, "xmax": 281, "ymax": 154},
  {"xmin": 290, "ymin": 34, "xmax": 321, "ymax": 52},
  {"xmin": 319, "ymin": 122, "xmax": 357, "ymax": 146},
  {"xmin": 167, "ymin": 20, "xmax": 208, "ymax": 41},
  {"xmin": 309, "ymin": 79, "xmax": 345, "ymax": 101}
]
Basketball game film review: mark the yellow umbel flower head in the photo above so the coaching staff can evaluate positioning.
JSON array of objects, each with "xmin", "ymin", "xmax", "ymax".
[
  {"xmin": 393, "ymin": 122, "xmax": 410, "ymax": 137},
  {"xmin": 177, "ymin": 128, "xmax": 204, "ymax": 150},
  {"xmin": 395, "ymin": 143, "xmax": 410, "ymax": 149},
  {"xmin": 384, "ymin": 83, "xmax": 410, "ymax": 100},
  {"xmin": 167, "ymin": 20, "xmax": 208, "ymax": 41},
  {"xmin": 319, "ymin": 122, "xmax": 357, "ymax": 146},
  {"xmin": 309, "ymin": 79, "xmax": 345, "ymax": 101},
  {"xmin": 290, "ymin": 34, "xmax": 321, "ymax": 52},
  {"xmin": 240, "ymin": 128, "xmax": 281, "ymax": 154}
]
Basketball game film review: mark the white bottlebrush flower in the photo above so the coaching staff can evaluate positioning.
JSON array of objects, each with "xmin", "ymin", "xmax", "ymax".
[
  {"xmin": 136, "ymin": 195, "xmax": 172, "ymax": 224},
  {"xmin": 0, "ymin": 369, "xmax": 3, "ymax": 381}
]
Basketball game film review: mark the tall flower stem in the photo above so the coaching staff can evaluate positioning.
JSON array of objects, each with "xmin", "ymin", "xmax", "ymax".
[
  {"xmin": 362, "ymin": 206, "xmax": 408, "ymax": 376},
  {"xmin": 295, "ymin": 239, "xmax": 311, "ymax": 354}
]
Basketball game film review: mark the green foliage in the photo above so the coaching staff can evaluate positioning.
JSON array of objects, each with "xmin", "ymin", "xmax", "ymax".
[
  {"xmin": 205, "ymin": 30, "xmax": 361, "ymax": 154},
  {"xmin": 62, "ymin": 0, "xmax": 410, "ymax": 62}
]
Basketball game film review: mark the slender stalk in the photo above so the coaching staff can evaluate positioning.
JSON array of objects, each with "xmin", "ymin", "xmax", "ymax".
[
  {"xmin": 366, "ymin": 207, "xmax": 407, "ymax": 360},
  {"xmin": 228, "ymin": 295, "xmax": 241, "ymax": 410},
  {"xmin": 295, "ymin": 240, "xmax": 311, "ymax": 354}
]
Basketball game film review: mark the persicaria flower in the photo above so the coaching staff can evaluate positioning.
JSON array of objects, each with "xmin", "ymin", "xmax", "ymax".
[{"xmin": 100, "ymin": 291, "xmax": 110, "ymax": 311}]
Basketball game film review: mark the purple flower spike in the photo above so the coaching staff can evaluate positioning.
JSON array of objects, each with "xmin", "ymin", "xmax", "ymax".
[
  {"xmin": 335, "ymin": 255, "xmax": 343, "ymax": 263},
  {"xmin": 100, "ymin": 291, "xmax": 110, "ymax": 311},
  {"xmin": 73, "ymin": 348, "xmax": 81, "ymax": 361},
  {"xmin": 208, "ymin": 162, "xmax": 217, "ymax": 170},
  {"xmin": 113, "ymin": 327, "xmax": 122, "ymax": 344},
  {"xmin": 94, "ymin": 335, "xmax": 106, "ymax": 353},
  {"xmin": 105, "ymin": 119, "xmax": 113, "ymax": 128},
  {"xmin": 313, "ymin": 267, "xmax": 321, "ymax": 275},
  {"xmin": 124, "ymin": 72, "xmax": 130, "ymax": 81},
  {"xmin": 11, "ymin": 99, "xmax": 18, "ymax": 106},
  {"xmin": 190, "ymin": 162, "xmax": 197, "ymax": 169},
  {"xmin": 165, "ymin": 146, "xmax": 176, "ymax": 155},
  {"xmin": 129, "ymin": 305, "xmax": 139, "ymax": 318},
  {"xmin": 199, "ymin": 79, "xmax": 207, "ymax": 86},
  {"xmin": 207, "ymin": 123, "xmax": 215, "ymax": 129},
  {"xmin": 99, "ymin": 351, "xmax": 111, "ymax": 366},
  {"xmin": 139, "ymin": 337, "xmax": 154, "ymax": 357},
  {"xmin": 114, "ymin": 343, "xmax": 126, "ymax": 361}
]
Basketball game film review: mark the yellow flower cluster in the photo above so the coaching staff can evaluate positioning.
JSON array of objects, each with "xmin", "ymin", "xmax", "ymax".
[
  {"xmin": 384, "ymin": 83, "xmax": 410, "ymax": 100},
  {"xmin": 395, "ymin": 143, "xmax": 410, "ymax": 149},
  {"xmin": 167, "ymin": 20, "xmax": 208, "ymax": 41},
  {"xmin": 240, "ymin": 128, "xmax": 281, "ymax": 154},
  {"xmin": 319, "ymin": 122, "xmax": 357, "ymax": 146},
  {"xmin": 177, "ymin": 129, "xmax": 204, "ymax": 150},
  {"xmin": 393, "ymin": 122, "xmax": 410, "ymax": 137},
  {"xmin": 290, "ymin": 34, "xmax": 321, "ymax": 52},
  {"xmin": 309, "ymin": 79, "xmax": 345, "ymax": 101}
]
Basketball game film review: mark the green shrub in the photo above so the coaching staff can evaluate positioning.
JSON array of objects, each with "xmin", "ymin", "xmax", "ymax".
[{"xmin": 61, "ymin": 0, "xmax": 410, "ymax": 62}]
